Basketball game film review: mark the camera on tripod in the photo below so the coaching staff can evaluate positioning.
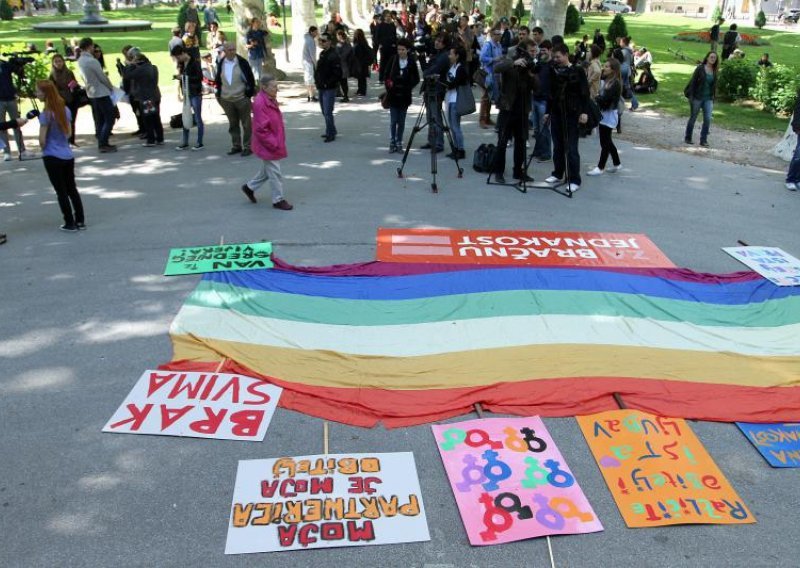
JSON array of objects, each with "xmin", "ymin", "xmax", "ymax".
[{"xmin": 1, "ymin": 52, "xmax": 37, "ymax": 97}]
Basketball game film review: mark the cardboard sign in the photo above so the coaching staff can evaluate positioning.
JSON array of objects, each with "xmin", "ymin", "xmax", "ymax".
[
  {"xmin": 723, "ymin": 246, "xmax": 800, "ymax": 286},
  {"xmin": 737, "ymin": 422, "xmax": 800, "ymax": 467},
  {"xmin": 432, "ymin": 417, "xmax": 603, "ymax": 545},
  {"xmin": 103, "ymin": 370, "xmax": 282, "ymax": 441},
  {"xmin": 577, "ymin": 410, "xmax": 754, "ymax": 528},
  {"xmin": 225, "ymin": 453, "xmax": 430, "ymax": 554},
  {"xmin": 164, "ymin": 242, "xmax": 273, "ymax": 276},
  {"xmin": 377, "ymin": 229, "xmax": 675, "ymax": 268}
]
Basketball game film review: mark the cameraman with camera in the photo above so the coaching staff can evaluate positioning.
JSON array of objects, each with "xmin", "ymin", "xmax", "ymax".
[
  {"xmin": 544, "ymin": 43, "xmax": 591, "ymax": 193},
  {"xmin": 491, "ymin": 39, "xmax": 538, "ymax": 184},
  {"xmin": 0, "ymin": 56, "xmax": 35, "ymax": 161},
  {"xmin": 420, "ymin": 32, "xmax": 451, "ymax": 153}
]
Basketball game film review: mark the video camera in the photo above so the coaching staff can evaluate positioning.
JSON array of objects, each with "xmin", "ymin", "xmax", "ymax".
[{"xmin": 1, "ymin": 52, "xmax": 36, "ymax": 74}]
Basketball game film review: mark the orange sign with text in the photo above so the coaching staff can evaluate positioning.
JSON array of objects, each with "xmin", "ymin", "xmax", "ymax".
[
  {"xmin": 577, "ymin": 410, "xmax": 755, "ymax": 528},
  {"xmin": 376, "ymin": 229, "xmax": 675, "ymax": 268}
]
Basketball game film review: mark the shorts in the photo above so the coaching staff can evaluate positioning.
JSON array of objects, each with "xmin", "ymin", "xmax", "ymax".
[{"xmin": 302, "ymin": 61, "xmax": 315, "ymax": 86}]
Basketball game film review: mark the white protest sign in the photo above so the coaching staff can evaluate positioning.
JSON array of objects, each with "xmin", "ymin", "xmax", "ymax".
[
  {"xmin": 723, "ymin": 246, "xmax": 800, "ymax": 286},
  {"xmin": 225, "ymin": 452, "xmax": 430, "ymax": 554},
  {"xmin": 102, "ymin": 370, "xmax": 282, "ymax": 441}
]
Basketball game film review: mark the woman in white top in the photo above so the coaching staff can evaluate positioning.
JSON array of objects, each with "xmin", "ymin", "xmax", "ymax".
[{"xmin": 443, "ymin": 46, "xmax": 469, "ymax": 160}]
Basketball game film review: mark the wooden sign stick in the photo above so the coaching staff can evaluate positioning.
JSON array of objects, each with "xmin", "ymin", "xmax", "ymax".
[{"xmin": 323, "ymin": 421, "xmax": 330, "ymax": 456}]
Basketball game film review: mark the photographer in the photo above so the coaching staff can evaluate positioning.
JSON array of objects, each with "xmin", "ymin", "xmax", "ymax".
[
  {"xmin": 123, "ymin": 49, "xmax": 163, "ymax": 147},
  {"xmin": 420, "ymin": 32, "xmax": 450, "ymax": 153},
  {"xmin": 0, "ymin": 57, "xmax": 34, "ymax": 161},
  {"xmin": 544, "ymin": 43, "xmax": 591, "ymax": 192},
  {"xmin": 491, "ymin": 39, "xmax": 538, "ymax": 183}
]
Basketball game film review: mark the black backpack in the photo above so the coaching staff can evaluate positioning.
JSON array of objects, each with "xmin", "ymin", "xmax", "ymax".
[{"xmin": 473, "ymin": 143, "xmax": 497, "ymax": 173}]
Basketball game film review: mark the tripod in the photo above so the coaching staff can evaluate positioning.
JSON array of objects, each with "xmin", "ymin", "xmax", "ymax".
[
  {"xmin": 518, "ymin": 101, "xmax": 574, "ymax": 198},
  {"xmin": 396, "ymin": 77, "xmax": 463, "ymax": 193}
]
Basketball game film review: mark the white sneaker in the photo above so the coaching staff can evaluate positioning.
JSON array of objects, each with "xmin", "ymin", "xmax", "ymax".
[
  {"xmin": 586, "ymin": 167, "xmax": 604, "ymax": 176},
  {"xmin": 607, "ymin": 164, "xmax": 622, "ymax": 173},
  {"xmin": 786, "ymin": 182, "xmax": 798, "ymax": 191},
  {"xmin": 544, "ymin": 175, "xmax": 563, "ymax": 184},
  {"xmin": 568, "ymin": 183, "xmax": 581, "ymax": 193},
  {"xmin": 3, "ymin": 153, "xmax": 11, "ymax": 162}
]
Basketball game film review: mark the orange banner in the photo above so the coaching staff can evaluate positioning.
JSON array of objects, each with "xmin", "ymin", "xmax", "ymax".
[
  {"xmin": 576, "ymin": 410, "xmax": 754, "ymax": 528},
  {"xmin": 376, "ymin": 229, "xmax": 675, "ymax": 268}
]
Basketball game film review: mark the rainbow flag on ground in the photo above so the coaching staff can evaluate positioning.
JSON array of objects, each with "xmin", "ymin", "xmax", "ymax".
[{"xmin": 162, "ymin": 258, "xmax": 800, "ymax": 427}]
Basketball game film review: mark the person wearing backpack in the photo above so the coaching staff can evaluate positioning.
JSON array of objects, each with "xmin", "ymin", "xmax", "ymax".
[
  {"xmin": 315, "ymin": 34, "xmax": 343, "ymax": 142},
  {"xmin": 721, "ymin": 24, "xmax": 741, "ymax": 60}
]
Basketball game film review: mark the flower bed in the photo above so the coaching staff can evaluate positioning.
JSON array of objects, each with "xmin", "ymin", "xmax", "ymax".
[{"xmin": 673, "ymin": 31, "xmax": 769, "ymax": 46}]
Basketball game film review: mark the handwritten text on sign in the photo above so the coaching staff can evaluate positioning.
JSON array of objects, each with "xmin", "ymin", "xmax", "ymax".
[
  {"xmin": 577, "ymin": 410, "xmax": 755, "ymax": 528},
  {"xmin": 225, "ymin": 453, "xmax": 430, "ymax": 554},
  {"xmin": 737, "ymin": 422, "xmax": 800, "ymax": 468},
  {"xmin": 723, "ymin": 246, "xmax": 800, "ymax": 286},
  {"xmin": 377, "ymin": 229, "xmax": 675, "ymax": 268},
  {"xmin": 432, "ymin": 417, "xmax": 602, "ymax": 545},
  {"xmin": 164, "ymin": 242, "xmax": 273, "ymax": 276},
  {"xmin": 102, "ymin": 370, "xmax": 282, "ymax": 441}
]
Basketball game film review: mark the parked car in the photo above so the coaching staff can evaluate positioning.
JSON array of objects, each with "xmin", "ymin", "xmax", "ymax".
[
  {"xmin": 782, "ymin": 9, "xmax": 800, "ymax": 23},
  {"xmin": 601, "ymin": 0, "xmax": 632, "ymax": 13}
]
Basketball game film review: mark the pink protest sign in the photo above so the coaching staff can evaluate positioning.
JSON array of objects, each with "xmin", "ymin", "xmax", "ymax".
[{"xmin": 432, "ymin": 417, "xmax": 603, "ymax": 545}]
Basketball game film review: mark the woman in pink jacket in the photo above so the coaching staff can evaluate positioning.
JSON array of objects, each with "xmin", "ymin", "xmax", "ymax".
[{"xmin": 240, "ymin": 74, "xmax": 294, "ymax": 210}]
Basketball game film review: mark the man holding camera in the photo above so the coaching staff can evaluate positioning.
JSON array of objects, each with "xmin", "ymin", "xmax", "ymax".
[
  {"xmin": 0, "ymin": 58, "xmax": 34, "ymax": 161},
  {"xmin": 492, "ymin": 39, "xmax": 538, "ymax": 184},
  {"xmin": 544, "ymin": 44, "xmax": 591, "ymax": 192}
]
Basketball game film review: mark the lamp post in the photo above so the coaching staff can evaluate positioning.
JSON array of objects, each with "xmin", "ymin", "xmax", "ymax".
[{"xmin": 281, "ymin": 0, "xmax": 289, "ymax": 62}]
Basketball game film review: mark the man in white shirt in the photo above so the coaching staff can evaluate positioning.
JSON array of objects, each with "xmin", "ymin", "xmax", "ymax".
[
  {"xmin": 77, "ymin": 37, "xmax": 117, "ymax": 153},
  {"xmin": 214, "ymin": 42, "xmax": 256, "ymax": 156}
]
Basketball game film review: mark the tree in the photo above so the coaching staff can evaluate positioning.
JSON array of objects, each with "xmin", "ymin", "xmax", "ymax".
[
  {"xmin": 712, "ymin": 4, "xmax": 722, "ymax": 21},
  {"xmin": 493, "ymin": 0, "xmax": 513, "ymax": 21},
  {"xmin": 0, "ymin": 0, "xmax": 13, "ymax": 20},
  {"xmin": 514, "ymin": 0, "xmax": 525, "ymax": 20},
  {"xmin": 530, "ymin": 0, "xmax": 569, "ymax": 38},
  {"xmin": 267, "ymin": 0, "xmax": 280, "ymax": 16},
  {"xmin": 177, "ymin": 1, "xmax": 189, "ymax": 30},
  {"xmin": 607, "ymin": 13, "xmax": 628, "ymax": 46},
  {"xmin": 564, "ymin": 4, "xmax": 580, "ymax": 34},
  {"xmin": 754, "ymin": 10, "xmax": 766, "ymax": 29},
  {"xmin": 57, "ymin": 0, "xmax": 67, "ymax": 14},
  {"xmin": 100, "ymin": 0, "xmax": 111, "ymax": 10}
]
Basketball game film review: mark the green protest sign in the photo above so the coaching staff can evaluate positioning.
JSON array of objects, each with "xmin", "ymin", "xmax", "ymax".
[{"xmin": 164, "ymin": 242, "xmax": 273, "ymax": 276}]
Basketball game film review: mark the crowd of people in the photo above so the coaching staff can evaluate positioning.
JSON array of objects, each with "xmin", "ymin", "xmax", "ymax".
[{"xmin": 1, "ymin": 1, "xmax": 799, "ymax": 244}]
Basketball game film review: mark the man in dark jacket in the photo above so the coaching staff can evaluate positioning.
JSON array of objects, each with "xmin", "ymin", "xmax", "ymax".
[
  {"xmin": 314, "ymin": 34, "xmax": 342, "ymax": 142},
  {"xmin": 785, "ymin": 91, "xmax": 800, "ymax": 191},
  {"xmin": 374, "ymin": 11, "xmax": 398, "ymax": 82},
  {"xmin": 544, "ymin": 43, "xmax": 591, "ymax": 192},
  {"xmin": 492, "ymin": 39, "xmax": 538, "ymax": 183},
  {"xmin": 0, "ymin": 60, "xmax": 33, "ymax": 161},
  {"xmin": 215, "ymin": 41, "xmax": 256, "ymax": 155},
  {"xmin": 123, "ymin": 49, "xmax": 163, "ymax": 146}
]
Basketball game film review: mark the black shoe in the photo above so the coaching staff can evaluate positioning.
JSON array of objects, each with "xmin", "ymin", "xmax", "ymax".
[
  {"xmin": 227, "ymin": 147, "xmax": 242, "ymax": 155},
  {"xmin": 240, "ymin": 184, "xmax": 257, "ymax": 203},
  {"xmin": 494, "ymin": 174, "xmax": 506, "ymax": 184},
  {"xmin": 445, "ymin": 151, "xmax": 458, "ymax": 159},
  {"xmin": 76, "ymin": 222, "xmax": 87, "ymax": 230},
  {"xmin": 241, "ymin": 149, "xmax": 252, "ymax": 157},
  {"xmin": 324, "ymin": 136, "xmax": 336, "ymax": 143},
  {"xmin": 99, "ymin": 145, "xmax": 117, "ymax": 153},
  {"xmin": 420, "ymin": 143, "xmax": 432, "ymax": 149},
  {"xmin": 457, "ymin": 149, "xmax": 466, "ymax": 159},
  {"xmin": 59, "ymin": 224, "xmax": 78, "ymax": 232},
  {"xmin": 311, "ymin": 96, "xmax": 318, "ymax": 102},
  {"xmin": 514, "ymin": 173, "xmax": 535, "ymax": 182},
  {"xmin": 700, "ymin": 140, "xmax": 709, "ymax": 147},
  {"xmin": 684, "ymin": 138, "xmax": 693, "ymax": 145}
]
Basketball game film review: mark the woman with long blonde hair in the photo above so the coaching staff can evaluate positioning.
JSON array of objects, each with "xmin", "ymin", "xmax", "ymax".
[{"xmin": 36, "ymin": 80, "xmax": 84, "ymax": 232}]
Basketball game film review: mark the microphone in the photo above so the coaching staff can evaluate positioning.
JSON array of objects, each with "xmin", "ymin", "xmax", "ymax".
[{"xmin": 26, "ymin": 109, "xmax": 40, "ymax": 119}]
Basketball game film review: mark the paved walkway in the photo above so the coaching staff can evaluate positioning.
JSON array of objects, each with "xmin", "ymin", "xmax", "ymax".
[{"xmin": 1, "ymin": 70, "xmax": 799, "ymax": 567}]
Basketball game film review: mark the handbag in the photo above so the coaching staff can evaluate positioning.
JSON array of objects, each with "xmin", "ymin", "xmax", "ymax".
[
  {"xmin": 473, "ymin": 67, "xmax": 488, "ymax": 86},
  {"xmin": 455, "ymin": 83, "xmax": 476, "ymax": 116},
  {"xmin": 585, "ymin": 98, "xmax": 602, "ymax": 130},
  {"xmin": 72, "ymin": 87, "xmax": 90, "ymax": 108},
  {"xmin": 379, "ymin": 91, "xmax": 391, "ymax": 109}
]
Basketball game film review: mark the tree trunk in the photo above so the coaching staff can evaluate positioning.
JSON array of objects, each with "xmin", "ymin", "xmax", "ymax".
[
  {"xmin": 232, "ymin": 0, "xmax": 284, "ymax": 79},
  {"xmin": 772, "ymin": 117, "xmax": 797, "ymax": 162},
  {"xmin": 531, "ymin": 0, "xmax": 568, "ymax": 38},
  {"xmin": 493, "ymin": 0, "xmax": 513, "ymax": 21},
  {"xmin": 25, "ymin": 0, "xmax": 34, "ymax": 16},
  {"xmin": 290, "ymin": 0, "xmax": 317, "ymax": 64}
]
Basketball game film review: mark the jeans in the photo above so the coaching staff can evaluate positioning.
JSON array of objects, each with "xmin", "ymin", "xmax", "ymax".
[
  {"xmin": 621, "ymin": 63, "xmax": 639, "ymax": 109},
  {"xmin": 0, "ymin": 99, "xmax": 25, "ymax": 154},
  {"xmin": 426, "ymin": 97, "xmax": 444, "ymax": 150},
  {"xmin": 219, "ymin": 96, "xmax": 252, "ymax": 150},
  {"xmin": 181, "ymin": 95, "xmax": 204, "ymax": 145},
  {"xmin": 598, "ymin": 125, "xmax": 620, "ymax": 169},
  {"xmin": 89, "ymin": 95, "xmax": 115, "ymax": 147},
  {"xmin": 246, "ymin": 159, "xmax": 285, "ymax": 204},
  {"xmin": 447, "ymin": 102, "xmax": 464, "ymax": 151},
  {"xmin": 550, "ymin": 109, "xmax": 582, "ymax": 185},
  {"xmin": 389, "ymin": 106, "xmax": 408, "ymax": 146},
  {"xmin": 249, "ymin": 57, "xmax": 264, "ymax": 82},
  {"xmin": 787, "ymin": 135, "xmax": 800, "ymax": 184},
  {"xmin": 319, "ymin": 88, "xmax": 337, "ymax": 138},
  {"xmin": 43, "ymin": 156, "xmax": 83, "ymax": 226},
  {"xmin": 685, "ymin": 98, "xmax": 713, "ymax": 143},
  {"xmin": 530, "ymin": 98, "xmax": 551, "ymax": 159}
]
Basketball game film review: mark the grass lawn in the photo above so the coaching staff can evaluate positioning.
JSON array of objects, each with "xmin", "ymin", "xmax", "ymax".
[
  {"xmin": 565, "ymin": 13, "xmax": 800, "ymax": 133},
  {"xmin": 0, "ymin": 4, "xmax": 294, "ymax": 92}
]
